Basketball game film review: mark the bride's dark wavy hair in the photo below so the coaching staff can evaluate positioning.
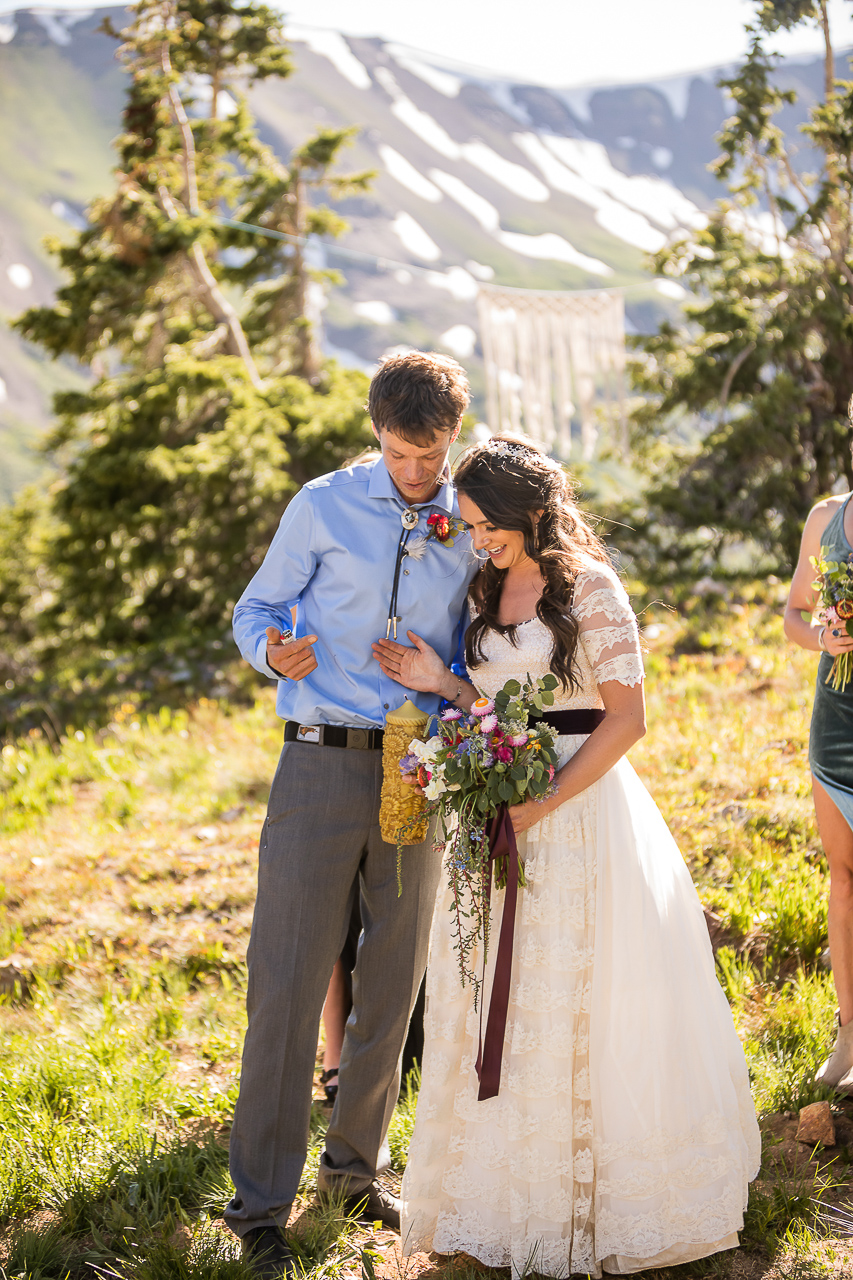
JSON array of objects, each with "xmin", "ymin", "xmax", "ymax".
[{"xmin": 454, "ymin": 436, "xmax": 609, "ymax": 692}]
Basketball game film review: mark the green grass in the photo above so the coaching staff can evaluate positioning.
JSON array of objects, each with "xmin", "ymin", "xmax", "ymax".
[{"xmin": 1, "ymin": 599, "xmax": 852, "ymax": 1278}]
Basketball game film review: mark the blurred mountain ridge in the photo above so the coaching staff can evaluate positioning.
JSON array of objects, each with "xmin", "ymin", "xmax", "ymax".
[{"xmin": 0, "ymin": 5, "xmax": 847, "ymax": 495}]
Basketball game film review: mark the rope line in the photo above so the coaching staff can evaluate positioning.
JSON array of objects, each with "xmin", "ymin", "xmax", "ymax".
[{"xmin": 214, "ymin": 215, "xmax": 655, "ymax": 295}]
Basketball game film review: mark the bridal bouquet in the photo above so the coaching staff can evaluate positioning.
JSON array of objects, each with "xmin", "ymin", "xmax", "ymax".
[
  {"xmin": 811, "ymin": 552, "xmax": 853, "ymax": 690},
  {"xmin": 399, "ymin": 674, "xmax": 560, "ymax": 1000}
]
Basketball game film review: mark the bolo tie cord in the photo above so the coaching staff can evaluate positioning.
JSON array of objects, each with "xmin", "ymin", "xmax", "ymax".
[{"xmin": 386, "ymin": 526, "xmax": 413, "ymax": 639}]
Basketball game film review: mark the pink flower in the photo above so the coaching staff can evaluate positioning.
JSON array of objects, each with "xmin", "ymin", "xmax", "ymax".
[
  {"xmin": 471, "ymin": 698, "xmax": 495, "ymax": 717},
  {"xmin": 480, "ymin": 714, "xmax": 498, "ymax": 733},
  {"xmin": 441, "ymin": 707, "xmax": 462, "ymax": 721},
  {"xmin": 510, "ymin": 733, "xmax": 529, "ymax": 747},
  {"xmin": 548, "ymin": 765, "xmax": 555, "ymax": 781},
  {"xmin": 495, "ymin": 745, "xmax": 514, "ymax": 763}
]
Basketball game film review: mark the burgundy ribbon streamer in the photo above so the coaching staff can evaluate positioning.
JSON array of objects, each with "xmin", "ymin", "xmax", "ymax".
[{"xmin": 475, "ymin": 802, "xmax": 520, "ymax": 1101}]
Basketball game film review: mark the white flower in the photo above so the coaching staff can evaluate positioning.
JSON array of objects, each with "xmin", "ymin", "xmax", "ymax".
[
  {"xmin": 424, "ymin": 775, "xmax": 447, "ymax": 800},
  {"xmin": 410, "ymin": 736, "xmax": 441, "ymax": 763}
]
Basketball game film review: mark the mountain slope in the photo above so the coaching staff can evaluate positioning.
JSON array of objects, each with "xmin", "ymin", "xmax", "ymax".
[{"xmin": 0, "ymin": 7, "xmax": 845, "ymax": 495}]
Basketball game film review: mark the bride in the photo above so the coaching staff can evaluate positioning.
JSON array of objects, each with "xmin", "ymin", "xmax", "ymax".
[{"xmin": 373, "ymin": 437, "xmax": 760, "ymax": 1277}]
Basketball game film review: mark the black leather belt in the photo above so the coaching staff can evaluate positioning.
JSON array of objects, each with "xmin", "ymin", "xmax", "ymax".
[
  {"xmin": 540, "ymin": 708, "xmax": 605, "ymax": 734},
  {"xmin": 284, "ymin": 721, "xmax": 384, "ymax": 750}
]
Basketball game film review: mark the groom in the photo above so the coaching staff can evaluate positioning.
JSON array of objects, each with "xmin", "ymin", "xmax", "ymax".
[{"xmin": 226, "ymin": 351, "xmax": 476, "ymax": 1277}]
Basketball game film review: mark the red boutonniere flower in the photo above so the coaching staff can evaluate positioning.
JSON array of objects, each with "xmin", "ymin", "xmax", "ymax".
[
  {"xmin": 405, "ymin": 513, "xmax": 466, "ymax": 562},
  {"xmin": 427, "ymin": 513, "xmax": 451, "ymax": 542}
]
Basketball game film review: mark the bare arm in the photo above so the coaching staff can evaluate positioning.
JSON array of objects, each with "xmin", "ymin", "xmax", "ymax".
[{"xmin": 783, "ymin": 498, "xmax": 853, "ymax": 657}]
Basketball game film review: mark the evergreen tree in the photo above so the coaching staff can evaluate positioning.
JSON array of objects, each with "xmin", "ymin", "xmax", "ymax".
[
  {"xmin": 625, "ymin": 0, "xmax": 853, "ymax": 580},
  {"xmin": 1, "ymin": 0, "xmax": 373, "ymax": 721}
]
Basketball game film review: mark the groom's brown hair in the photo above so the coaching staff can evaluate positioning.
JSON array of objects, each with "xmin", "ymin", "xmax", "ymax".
[{"xmin": 368, "ymin": 351, "xmax": 469, "ymax": 445}]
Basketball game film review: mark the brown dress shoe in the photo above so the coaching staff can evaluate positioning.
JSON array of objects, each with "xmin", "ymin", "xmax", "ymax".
[
  {"xmin": 318, "ymin": 1180, "xmax": 401, "ymax": 1231},
  {"xmin": 241, "ymin": 1225, "xmax": 295, "ymax": 1279}
]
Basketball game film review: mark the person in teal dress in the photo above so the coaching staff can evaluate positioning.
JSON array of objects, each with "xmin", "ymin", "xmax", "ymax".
[{"xmin": 785, "ymin": 481, "xmax": 853, "ymax": 1091}]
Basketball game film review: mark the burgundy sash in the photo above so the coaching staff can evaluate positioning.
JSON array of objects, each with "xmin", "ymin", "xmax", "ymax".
[
  {"xmin": 474, "ymin": 705, "xmax": 605, "ymax": 1101},
  {"xmin": 474, "ymin": 804, "xmax": 519, "ymax": 1101}
]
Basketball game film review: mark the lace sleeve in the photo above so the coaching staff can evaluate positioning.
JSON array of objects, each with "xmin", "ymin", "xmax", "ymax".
[{"xmin": 573, "ymin": 565, "xmax": 644, "ymax": 688}]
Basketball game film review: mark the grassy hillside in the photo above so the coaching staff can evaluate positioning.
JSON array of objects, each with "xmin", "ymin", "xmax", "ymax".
[{"xmin": 1, "ymin": 595, "xmax": 852, "ymax": 1277}]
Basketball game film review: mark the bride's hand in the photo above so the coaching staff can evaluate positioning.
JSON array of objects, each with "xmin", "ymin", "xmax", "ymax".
[
  {"xmin": 372, "ymin": 630, "xmax": 448, "ymax": 693},
  {"xmin": 401, "ymin": 771, "xmax": 424, "ymax": 796},
  {"xmin": 510, "ymin": 794, "xmax": 554, "ymax": 836}
]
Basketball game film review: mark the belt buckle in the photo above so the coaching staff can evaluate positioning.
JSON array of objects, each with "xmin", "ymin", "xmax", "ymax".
[
  {"xmin": 347, "ymin": 728, "xmax": 368, "ymax": 750},
  {"xmin": 297, "ymin": 724, "xmax": 321, "ymax": 743}
]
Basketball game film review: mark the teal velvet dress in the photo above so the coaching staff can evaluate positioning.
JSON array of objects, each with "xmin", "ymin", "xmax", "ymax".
[{"xmin": 809, "ymin": 493, "xmax": 853, "ymax": 834}]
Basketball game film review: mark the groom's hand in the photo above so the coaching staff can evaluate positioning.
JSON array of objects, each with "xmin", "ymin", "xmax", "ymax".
[
  {"xmin": 266, "ymin": 627, "xmax": 318, "ymax": 680},
  {"xmin": 372, "ymin": 630, "xmax": 446, "ymax": 692}
]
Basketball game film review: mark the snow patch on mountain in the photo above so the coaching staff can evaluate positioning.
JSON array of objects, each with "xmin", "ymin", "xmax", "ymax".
[
  {"xmin": 354, "ymin": 300, "xmax": 396, "ymax": 325},
  {"xmin": 461, "ymin": 141, "xmax": 549, "ymax": 202},
  {"xmin": 375, "ymin": 67, "xmax": 462, "ymax": 159},
  {"xmin": 466, "ymin": 260, "xmax": 495, "ymax": 281},
  {"xmin": 429, "ymin": 170, "xmax": 499, "ymax": 231},
  {"xmin": 497, "ymin": 230, "xmax": 612, "ymax": 276},
  {"xmin": 656, "ymin": 279, "xmax": 687, "ymax": 299},
  {"xmin": 391, "ymin": 212, "xmax": 441, "ymax": 261},
  {"xmin": 439, "ymin": 324, "xmax": 477, "ymax": 357},
  {"xmin": 726, "ymin": 207, "xmax": 793, "ymax": 257},
  {"xmin": 426, "ymin": 266, "xmax": 479, "ymax": 301},
  {"xmin": 487, "ymin": 81, "xmax": 532, "ymax": 126},
  {"xmin": 7, "ymin": 263, "xmax": 32, "ymax": 289},
  {"xmin": 380, "ymin": 145, "xmax": 442, "ymax": 202},
  {"xmin": 388, "ymin": 47, "xmax": 462, "ymax": 98},
  {"xmin": 541, "ymin": 134, "xmax": 705, "ymax": 230},
  {"xmin": 514, "ymin": 133, "xmax": 609, "ymax": 205},
  {"xmin": 514, "ymin": 133, "xmax": 668, "ymax": 250},
  {"xmin": 31, "ymin": 8, "xmax": 93, "ymax": 45},
  {"xmin": 595, "ymin": 205, "xmax": 666, "ymax": 252},
  {"xmin": 286, "ymin": 26, "xmax": 371, "ymax": 90}
]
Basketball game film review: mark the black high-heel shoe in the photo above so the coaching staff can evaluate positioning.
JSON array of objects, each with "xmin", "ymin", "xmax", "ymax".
[{"xmin": 320, "ymin": 1068, "xmax": 339, "ymax": 1105}]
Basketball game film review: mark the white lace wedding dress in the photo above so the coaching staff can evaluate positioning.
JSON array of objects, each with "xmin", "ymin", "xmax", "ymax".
[{"xmin": 401, "ymin": 562, "xmax": 760, "ymax": 1277}]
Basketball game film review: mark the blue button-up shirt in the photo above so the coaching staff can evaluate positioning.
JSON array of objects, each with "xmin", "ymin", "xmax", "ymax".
[{"xmin": 233, "ymin": 456, "xmax": 477, "ymax": 727}]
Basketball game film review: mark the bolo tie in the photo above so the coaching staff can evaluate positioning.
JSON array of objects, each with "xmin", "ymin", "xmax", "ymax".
[{"xmin": 386, "ymin": 507, "xmax": 419, "ymax": 639}]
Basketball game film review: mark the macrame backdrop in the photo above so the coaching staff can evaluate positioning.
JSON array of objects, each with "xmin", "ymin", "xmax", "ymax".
[{"xmin": 477, "ymin": 284, "xmax": 627, "ymax": 459}]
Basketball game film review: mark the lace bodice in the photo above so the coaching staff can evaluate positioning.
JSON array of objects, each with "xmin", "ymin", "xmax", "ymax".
[{"xmin": 470, "ymin": 561, "xmax": 644, "ymax": 708}]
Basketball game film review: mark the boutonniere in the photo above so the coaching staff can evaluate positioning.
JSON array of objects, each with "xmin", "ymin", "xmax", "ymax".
[{"xmin": 406, "ymin": 514, "xmax": 467, "ymax": 560}]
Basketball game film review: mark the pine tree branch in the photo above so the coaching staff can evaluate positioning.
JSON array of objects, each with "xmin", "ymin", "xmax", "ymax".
[
  {"xmin": 719, "ymin": 342, "xmax": 756, "ymax": 411},
  {"xmin": 820, "ymin": 0, "xmax": 834, "ymax": 103},
  {"xmin": 157, "ymin": 184, "xmax": 262, "ymax": 388},
  {"xmin": 159, "ymin": 42, "xmax": 261, "ymax": 388}
]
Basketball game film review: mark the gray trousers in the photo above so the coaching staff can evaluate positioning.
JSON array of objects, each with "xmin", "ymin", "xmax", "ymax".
[{"xmin": 225, "ymin": 740, "xmax": 439, "ymax": 1236}]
